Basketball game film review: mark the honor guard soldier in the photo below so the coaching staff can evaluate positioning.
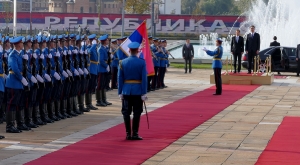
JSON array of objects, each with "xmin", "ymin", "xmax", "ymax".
[
  {"xmin": 5, "ymin": 36, "xmax": 29, "ymax": 133},
  {"xmin": 0, "ymin": 36, "xmax": 5, "ymax": 124},
  {"xmin": 111, "ymin": 39, "xmax": 118, "ymax": 89},
  {"xmin": 85, "ymin": 34, "xmax": 98, "ymax": 110},
  {"xmin": 203, "ymin": 38, "xmax": 223, "ymax": 95},
  {"xmin": 118, "ymin": 42, "xmax": 147, "ymax": 140},
  {"xmin": 159, "ymin": 39, "xmax": 168, "ymax": 88},
  {"xmin": 96, "ymin": 34, "xmax": 112, "ymax": 107},
  {"xmin": 150, "ymin": 38, "xmax": 161, "ymax": 90},
  {"xmin": 23, "ymin": 35, "xmax": 39, "ymax": 129}
]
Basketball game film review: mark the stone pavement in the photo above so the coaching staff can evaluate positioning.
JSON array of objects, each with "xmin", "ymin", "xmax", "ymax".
[{"xmin": 0, "ymin": 68, "xmax": 299, "ymax": 165}]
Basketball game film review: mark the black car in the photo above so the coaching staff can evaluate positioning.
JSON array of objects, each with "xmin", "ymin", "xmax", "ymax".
[{"xmin": 242, "ymin": 46, "xmax": 297, "ymax": 73}]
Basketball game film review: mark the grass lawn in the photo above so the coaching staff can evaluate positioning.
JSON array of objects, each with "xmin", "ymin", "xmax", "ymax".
[{"xmin": 170, "ymin": 63, "xmax": 212, "ymax": 69}]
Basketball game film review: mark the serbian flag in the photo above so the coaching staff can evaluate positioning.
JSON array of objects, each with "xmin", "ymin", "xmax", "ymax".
[{"xmin": 119, "ymin": 20, "xmax": 154, "ymax": 76}]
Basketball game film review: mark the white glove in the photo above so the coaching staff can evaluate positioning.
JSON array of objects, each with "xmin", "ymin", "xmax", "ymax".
[
  {"xmin": 21, "ymin": 77, "xmax": 28, "ymax": 86},
  {"xmin": 23, "ymin": 54, "xmax": 29, "ymax": 60},
  {"xmin": 67, "ymin": 69, "xmax": 73, "ymax": 76},
  {"xmin": 119, "ymin": 94, "xmax": 123, "ymax": 100},
  {"xmin": 72, "ymin": 49, "xmax": 78, "ymax": 54},
  {"xmin": 202, "ymin": 47, "xmax": 207, "ymax": 51},
  {"xmin": 141, "ymin": 95, "xmax": 148, "ymax": 101},
  {"xmin": 84, "ymin": 68, "xmax": 89, "ymax": 74},
  {"xmin": 63, "ymin": 50, "xmax": 67, "ymax": 56},
  {"xmin": 3, "ymin": 74, "xmax": 6, "ymax": 79},
  {"xmin": 56, "ymin": 52, "xmax": 60, "ymax": 57},
  {"xmin": 0, "ymin": 45, "xmax": 3, "ymax": 52},
  {"xmin": 92, "ymin": 40, "xmax": 97, "ymax": 45},
  {"xmin": 36, "ymin": 75, "xmax": 44, "ymax": 83},
  {"xmin": 40, "ymin": 54, "xmax": 45, "ymax": 59},
  {"xmin": 54, "ymin": 72, "xmax": 61, "ymax": 80},
  {"xmin": 81, "ymin": 41, "xmax": 85, "ymax": 47},
  {"xmin": 74, "ymin": 69, "xmax": 79, "ymax": 76},
  {"xmin": 106, "ymin": 66, "xmax": 110, "ymax": 72},
  {"xmin": 110, "ymin": 54, "xmax": 113, "ymax": 59},
  {"xmin": 4, "ymin": 53, "xmax": 7, "ymax": 58},
  {"xmin": 78, "ymin": 68, "xmax": 84, "ymax": 75},
  {"xmin": 30, "ymin": 76, "xmax": 37, "ymax": 83},
  {"xmin": 80, "ymin": 50, "xmax": 84, "ymax": 54},
  {"xmin": 32, "ymin": 53, "xmax": 37, "ymax": 59},
  {"xmin": 44, "ymin": 74, "xmax": 51, "ymax": 82},
  {"xmin": 85, "ymin": 50, "xmax": 88, "ymax": 54},
  {"xmin": 47, "ymin": 54, "xmax": 52, "ymax": 58},
  {"xmin": 62, "ymin": 70, "xmax": 68, "ymax": 78},
  {"xmin": 68, "ymin": 50, "xmax": 72, "ymax": 55}
]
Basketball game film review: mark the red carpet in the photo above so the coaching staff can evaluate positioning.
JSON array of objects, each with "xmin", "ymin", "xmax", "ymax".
[
  {"xmin": 256, "ymin": 117, "xmax": 300, "ymax": 165},
  {"xmin": 26, "ymin": 85, "xmax": 259, "ymax": 165}
]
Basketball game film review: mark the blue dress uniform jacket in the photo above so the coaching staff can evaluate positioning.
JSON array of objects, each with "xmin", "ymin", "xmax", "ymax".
[
  {"xmin": 117, "ymin": 49, "xmax": 127, "ymax": 61},
  {"xmin": 150, "ymin": 44, "xmax": 160, "ymax": 67},
  {"xmin": 0, "ymin": 48, "xmax": 5, "ymax": 92},
  {"xmin": 6, "ymin": 49, "xmax": 24, "ymax": 89},
  {"xmin": 112, "ymin": 48, "xmax": 119, "ymax": 67},
  {"xmin": 161, "ymin": 47, "xmax": 169, "ymax": 67},
  {"xmin": 205, "ymin": 46, "xmax": 223, "ymax": 69},
  {"xmin": 98, "ymin": 45, "xmax": 108, "ymax": 73},
  {"xmin": 88, "ymin": 44, "xmax": 98, "ymax": 75},
  {"xmin": 25, "ymin": 49, "xmax": 34, "ymax": 87},
  {"xmin": 118, "ymin": 55, "xmax": 147, "ymax": 95}
]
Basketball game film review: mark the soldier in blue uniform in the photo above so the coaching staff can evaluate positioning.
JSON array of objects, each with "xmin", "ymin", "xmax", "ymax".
[
  {"xmin": 118, "ymin": 42, "xmax": 147, "ymax": 140},
  {"xmin": 0, "ymin": 36, "xmax": 6, "ymax": 124},
  {"xmin": 160, "ymin": 39, "xmax": 168, "ymax": 88},
  {"xmin": 6, "ymin": 36, "xmax": 29, "ymax": 133},
  {"xmin": 85, "ymin": 34, "xmax": 98, "ymax": 110},
  {"xmin": 203, "ymin": 38, "xmax": 223, "ymax": 95},
  {"xmin": 111, "ymin": 39, "xmax": 118, "ymax": 89},
  {"xmin": 150, "ymin": 38, "xmax": 161, "ymax": 90},
  {"xmin": 96, "ymin": 35, "xmax": 112, "ymax": 107},
  {"xmin": 22, "ymin": 35, "xmax": 39, "ymax": 128}
]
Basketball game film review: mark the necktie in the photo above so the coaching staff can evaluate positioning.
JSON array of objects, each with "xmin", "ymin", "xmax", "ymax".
[
  {"xmin": 252, "ymin": 33, "xmax": 254, "ymax": 38},
  {"xmin": 236, "ymin": 36, "xmax": 238, "ymax": 43}
]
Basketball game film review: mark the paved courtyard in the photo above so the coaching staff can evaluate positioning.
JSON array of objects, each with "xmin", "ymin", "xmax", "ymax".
[{"xmin": 0, "ymin": 68, "xmax": 299, "ymax": 165}]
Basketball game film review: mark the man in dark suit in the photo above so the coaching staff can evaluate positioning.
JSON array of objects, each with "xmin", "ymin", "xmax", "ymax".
[
  {"xmin": 182, "ymin": 39, "xmax": 194, "ymax": 73},
  {"xmin": 296, "ymin": 44, "xmax": 300, "ymax": 76},
  {"xmin": 231, "ymin": 29, "xmax": 244, "ymax": 73},
  {"xmin": 270, "ymin": 36, "xmax": 281, "ymax": 75},
  {"xmin": 245, "ymin": 25, "xmax": 260, "ymax": 74},
  {"xmin": 270, "ymin": 36, "xmax": 280, "ymax": 46}
]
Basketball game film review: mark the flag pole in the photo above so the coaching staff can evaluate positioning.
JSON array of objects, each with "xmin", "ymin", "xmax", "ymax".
[{"xmin": 13, "ymin": 0, "xmax": 17, "ymax": 36}]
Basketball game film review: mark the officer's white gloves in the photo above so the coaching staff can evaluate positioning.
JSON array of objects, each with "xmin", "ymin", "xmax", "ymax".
[
  {"xmin": 54, "ymin": 72, "xmax": 61, "ymax": 80},
  {"xmin": 92, "ymin": 40, "xmax": 97, "ymax": 45},
  {"xmin": 30, "ymin": 76, "xmax": 37, "ymax": 83},
  {"xmin": 106, "ymin": 66, "xmax": 110, "ymax": 72},
  {"xmin": 40, "ymin": 54, "xmax": 45, "ymax": 59},
  {"xmin": 73, "ymin": 69, "xmax": 79, "ymax": 76},
  {"xmin": 80, "ymin": 50, "xmax": 84, "ymax": 54},
  {"xmin": 3, "ymin": 74, "xmax": 6, "ymax": 79},
  {"xmin": 33, "ymin": 53, "xmax": 37, "ymax": 59},
  {"xmin": 67, "ymin": 70, "xmax": 73, "ymax": 76},
  {"xmin": 119, "ymin": 94, "xmax": 123, "ymax": 100},
  {"xmin": 81, "ymin": 41, "xmax": 85, "ymax": 47},
  {"xmin": 4, "ymin": 53, "xmax": 7, "ymax": 58},
  {"xmin": 21, "ymin": 77, "xmax": 28, "ymax": 86},
  {"xmin": 85, "ymin": 50, "xmax": 88, "ymax": 54},
  {"xmin": 47, "ymin": 54, "xmax": 52, "ymax": 58},
  {"xmin": 78, "ymin": 68, "xmax": 84, "ymax": 75},
  {"xmin": 110, "ymin": 54, "xmax": 113, "ymax": 59},
  {"xmin": 84, "ymin": 68, "xmax": 89, "ymax": 74},
  {"xmin": 73, "ymin": 49, "xmax": 78, "ymax": 54},
  {"xmin": 44, "ymin": 74, "xmax": 51, "ymax": 82},
  {"xmin": 22, "ymin": 54, "xmax": 29, "ymax": 60},
  {"xmin": 62, "ymin": 70, "xmax": 69, "ymax": 78},
  {"xmin": 68, "ymin": 50, "xmax": 72, "ymax": 55},
  {"xmin": 36, "ymin": 75, "xmax": 44, "ymax": 83},
  {"xmin": 63, "ymin": 50, "xmax": 67, "ymax": 56},
  {"xmin": 56, "ymin": 52, "xmax": 60, "ymax": 57},
  {"xmin": 202, "ymin": 47, "xmax": 208, "ymax": 51},
  {"xmin": 141, "ymin": 95, "xmax": 148, "ymax": 101}
]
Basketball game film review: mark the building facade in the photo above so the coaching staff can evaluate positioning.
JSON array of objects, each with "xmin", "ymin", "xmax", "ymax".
[{"xmin": 49, "ymin": 0, "xmax": 121, "ymax": 14}]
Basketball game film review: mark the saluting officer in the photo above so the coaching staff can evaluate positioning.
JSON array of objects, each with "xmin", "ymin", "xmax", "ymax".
[
  {"xmin": 118, "ymin": 42, "xmax": 148, "ymax": 140},
  {"xmin": 6, "ymin": 36, "xmax": 29, "ymax": 133}
]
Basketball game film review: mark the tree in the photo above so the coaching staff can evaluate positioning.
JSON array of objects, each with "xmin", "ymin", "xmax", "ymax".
[
  {"xmin": 181, "ymin": 0, "xmax": 201, "ymax": 14},
  {"xmin": 235, "ymin": 0, "xmax": 269, "ymax": 14},
  {"xmin": 199, "ymin": 0, "xmax": 240, "ymax": 15},
  {"xmin": 119, "ymin": 0, "xmax": 163, "ymax": 14}
]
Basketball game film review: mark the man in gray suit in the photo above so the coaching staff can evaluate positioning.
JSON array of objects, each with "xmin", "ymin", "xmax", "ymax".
[
  {"xmin": 182, "ymin": 39, "xmax": 194, "ymax": 73},
  {"xmin": 296, "ymin": 44, "xmax": 300, "ymax": 76}
]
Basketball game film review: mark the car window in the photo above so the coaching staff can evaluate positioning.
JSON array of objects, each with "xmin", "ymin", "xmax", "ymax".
[
  {"xmin": 284, "ymin": 48, "xmax": 296, "ymax": 57},
  {"xmin": 259, "ymin": 48, "xmax": 272, "ymax": 56}
]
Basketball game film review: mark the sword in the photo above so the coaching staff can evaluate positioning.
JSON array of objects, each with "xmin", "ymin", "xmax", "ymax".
[{"xmin": 143, "ymin": 101, "xmax": 149, "ymax": 129}]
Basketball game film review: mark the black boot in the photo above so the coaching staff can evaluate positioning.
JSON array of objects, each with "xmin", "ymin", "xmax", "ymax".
[
  {"xmin": 85, "ymin": 93, "xmax": 98, "ymax": 110},
  {"xmin": 2, "ymin": 103, "xmax": 6, "ymax": 123},
  {"xmin": 6, "ymin": 110, "xmax": 22, "ymax": 133},
  {"xmin": 79, "ymin": 95, "xmax": 88, "ymax": 112},
  {"xmin": 67, "ymin": 98, "xmax": 77, "ymax": 117},
  {"xmin": 55, "ymin": 101, "xmax": 65, "ymax": 119},
  {"xmin": 40, "ymin": 103, "xmax": 54, "ymax": 123},
  {"xmin": 132, "ymin": 115, "xmax": 143, "ymax": 140},
  {"xmin": 102, "ymin": 90, "xmax": 112, "ymax": 105},
  {"xmin": 48, "ymin": 102, "xmax": 60, "ymax": 121},
  {"xmin": 0, "ymin": 135, "xmax": 4, "ymax": 139},
  {"xmin": 25, "ymin": 107, "xmax": 38, "ymax": 128},
  {"xmin": 96, "ymin": 90, "xmax": 106, "ymax": 107},
  {"xmin": 0, "ymin": 103, "xmax": 5, "ymax": 124},
  {"xmin": 16, "ymin": 108, "xmax": 31, "ymax": 131},
  {"xmin": 124, "ymin": 116, "xmax": 131, "ymax": 140},
  {"xmin": 73, "ymin": 96, "xmax": 83, "ymax": 115},
  {"xmin": 61, "ymin": 99, "xmax": 71, "ymax": 118},
  {"xmin": 84, "ymin": 94, "xmax": 91, "ymax": 111},
  {"xmin": 33, "ymin": 105, "xmax": 47, "ymax": 125}
]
